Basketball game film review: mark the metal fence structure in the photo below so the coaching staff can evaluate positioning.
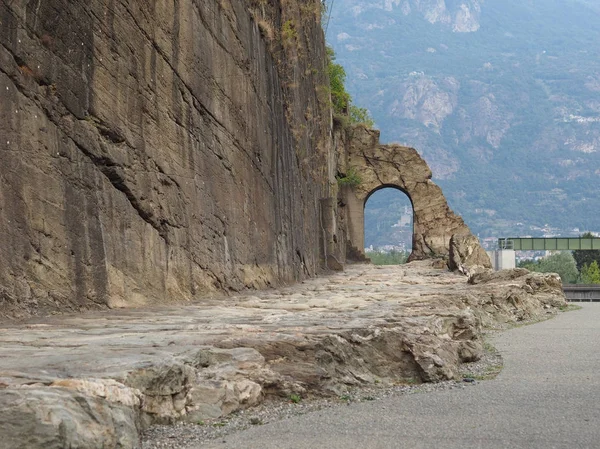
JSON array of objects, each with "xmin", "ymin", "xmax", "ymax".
[
  {"xmin": 563, "ymin": 285, "xmax": 600, "ymax": 302},
  {"xmin": 498, "ymin": 237, "xmax": 600, "ymax": 251}
]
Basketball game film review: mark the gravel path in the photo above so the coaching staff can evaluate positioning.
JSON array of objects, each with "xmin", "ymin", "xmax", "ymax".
[{"xmin": 142, "ymin": 337, "xmax": 504, "ymax": 448}]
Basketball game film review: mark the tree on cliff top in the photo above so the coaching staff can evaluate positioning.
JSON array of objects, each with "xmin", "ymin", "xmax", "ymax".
[{"xmin": 326, "ymin": 46, "xmax": 374, "ymax": 127}]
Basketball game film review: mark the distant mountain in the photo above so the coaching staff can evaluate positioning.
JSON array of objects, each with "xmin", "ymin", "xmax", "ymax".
[{"xmin": 328, "ymin": 0, "xmax": 600, "ymax": 240}]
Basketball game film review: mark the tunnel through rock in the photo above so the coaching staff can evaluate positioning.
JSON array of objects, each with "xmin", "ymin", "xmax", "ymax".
[{"xmin": 364, "ymin": 186, "xmax": 413, "ymax": 258}]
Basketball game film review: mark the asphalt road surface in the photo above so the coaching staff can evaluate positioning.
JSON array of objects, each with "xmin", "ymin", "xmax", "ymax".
[{"xmin": 197, "ymin": 303, "xmax": 600, "ymax": 449}]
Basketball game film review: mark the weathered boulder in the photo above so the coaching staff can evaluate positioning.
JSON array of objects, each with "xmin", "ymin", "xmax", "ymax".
[
  {"xmin": 121, "ymin": 348, "xmax": 270, "ymax": 423},
  {"xmin": 448, "ymin": 233, "xmax": 492, "ymax": 274},
  {"xmin": 0, "ymin": 386, "xmax": 141, "ymax": 449},
  {"xmin": 466, "ymin": 267, "xmax": 565, "ymax": 325}
]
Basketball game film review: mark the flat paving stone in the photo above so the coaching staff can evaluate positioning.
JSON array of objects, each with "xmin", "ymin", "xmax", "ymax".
[{"xmin": 0, "ymin": 263, "xmax": 466, "ymax": 381}]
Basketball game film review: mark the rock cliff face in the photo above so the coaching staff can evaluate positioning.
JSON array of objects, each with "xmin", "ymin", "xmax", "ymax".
[
  {"xmin": 0, "ymin": 0, "xmax": 333, "ymax": 319},
  {"xmin": 0, "ymin": 0, "xmax": 485, "ymax": 320}
]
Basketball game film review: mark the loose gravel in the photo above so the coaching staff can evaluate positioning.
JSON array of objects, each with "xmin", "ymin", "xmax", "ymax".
[{"xmin": 141, "ymin": 338, "xmax": 503, "ymax": 449}]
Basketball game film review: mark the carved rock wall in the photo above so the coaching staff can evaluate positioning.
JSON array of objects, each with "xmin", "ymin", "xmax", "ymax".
[
  {"xmin": 0, "ymin": 0, "xmax": 333, "ymax": 319},
  {"xmin": 0, "ymin": 0, "xmax": 487, "ymax": 320}
]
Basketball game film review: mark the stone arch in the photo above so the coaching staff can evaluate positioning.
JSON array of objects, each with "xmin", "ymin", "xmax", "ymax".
[
  {"xmin": 364, "ymin": 184, "xmax": 414, "ymax": 208},
  {"xmin": 340, "ymin": 127, "xmax": 485, "ymax": 263}
]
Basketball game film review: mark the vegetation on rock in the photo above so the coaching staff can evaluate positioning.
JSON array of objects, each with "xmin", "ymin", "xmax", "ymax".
[
  {"xmin": 326, "ymin": 46, "xmax": 374, "ymax": 127},
  {"xmin": 349, "ymin": 105, "xmax": 375, "ymax": 128},
  {"xmin": 335, "ymin": 167, "xmax": 361, "ymax": 187},
  {"xmin": 326, "ymin": 46, "xmax": 350, "ymax": 114}
]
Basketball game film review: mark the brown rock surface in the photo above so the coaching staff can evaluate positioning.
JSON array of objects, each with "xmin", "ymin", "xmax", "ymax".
[
  {"xmin": 448, "ymin": 233, "xmax": 492, "ymax": 273},
  {"xmin": 0, "ymin": 262, "xmax": 566, "ymax": 447}
]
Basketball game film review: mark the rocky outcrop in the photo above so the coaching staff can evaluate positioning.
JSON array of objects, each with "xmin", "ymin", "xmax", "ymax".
[
  {"xmin": 448, "ymin": 233, "xmax": 492, "ymax": 274},
  {"xmin": 391, "ymin": 74, "xmax": 460, "ymax": 133},
  {"xmin": 0, "ymin": 262, "xmax": 566, "ymax": 447},
  {"xmin": 0, "ymin": 0, "xmax": 333, "ymax": 319},
  {"xmin": 361, "ymin": 0, "xmax": 482, "ymax": 33},
  {"xmin": 466, "ymin": 268, "xmax": 565, "ymax": 326}
]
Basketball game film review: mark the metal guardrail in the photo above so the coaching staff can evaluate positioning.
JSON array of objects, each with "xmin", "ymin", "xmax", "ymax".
[
  {"xmin": 563, "ymin": 285, "xmax": 600, "ymax": 302},
  {"xmin": 498, "ymin": 237, "xmax": 600, "ymax": 251}
]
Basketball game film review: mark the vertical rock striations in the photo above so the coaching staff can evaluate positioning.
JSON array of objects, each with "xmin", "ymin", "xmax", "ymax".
[{"xmin": 0, "ymin": 0, "xmax": 333, "ymax": 318}]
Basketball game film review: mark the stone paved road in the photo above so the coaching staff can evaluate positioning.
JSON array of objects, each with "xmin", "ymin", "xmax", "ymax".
[
  {"xmin": 196, "ymin": 303, "xmax": 600, "ymax": 449},
  {"xmin": 0, "ymin": 263, "xmax": 466, "ymax": 382}
]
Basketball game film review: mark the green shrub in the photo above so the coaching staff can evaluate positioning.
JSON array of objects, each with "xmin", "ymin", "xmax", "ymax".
[
  {"xmin": 281, "ymin": 20, "xmax": 297, "ymax": 42},
  {"xmin": 349, "ymin": 105, "xmax": 375, "ymax": 127},
  {"xmin": 336, "ymin": 167, "xmax": 361, "ymax": 187},
  {"xmin": 327, "ymin": 46, "xmax": 350, "ymax": 114},
  {"xmin": 518, "ymin": 251, "xmax": 579, "ymax": 284},
  {"xmin": 581, "ymin": 260, "xmax": 600, "ymax": 284}
]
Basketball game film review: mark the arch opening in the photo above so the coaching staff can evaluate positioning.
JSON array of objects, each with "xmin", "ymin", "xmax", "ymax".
[{"xmin": 364, "ymin": 186, "xmax": 413, "ymax": 264}]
